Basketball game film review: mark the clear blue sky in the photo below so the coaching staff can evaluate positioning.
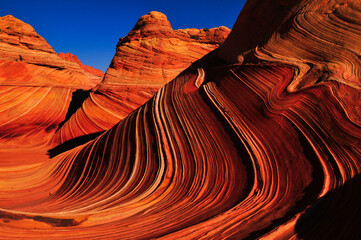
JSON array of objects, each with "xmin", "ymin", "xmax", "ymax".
[{"xmin": 1, "ymin": 0, "xmax": 246, "ymax": 72}]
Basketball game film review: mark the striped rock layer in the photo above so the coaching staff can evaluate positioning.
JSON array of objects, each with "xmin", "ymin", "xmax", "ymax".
[
  {"xmin": 52, "ymin": 11, "xmax": 230, "ymax": 143},
  {"xmin": 0, "ymin": 15, "xmax": 104, "ymax": 147},
  {"xmin": 58, "ymin": 52, "xmax": 104, "ymax": 79},
  {"xmin": 0, "ymin": 15, "xmax": 103, "ymax": 88},
  {"xmin": 1, "ymin": 0, "xmax": 361, "ymax": 239}
]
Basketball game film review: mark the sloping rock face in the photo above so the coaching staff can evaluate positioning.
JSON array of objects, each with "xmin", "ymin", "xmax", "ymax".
[
  {"xmin": 0, "ymin": 15, "xmax": 102, "ymax": 88},
  {"xmin": 0, "ymin": 86, "xmax": 72, "ymax": 146},
  {"xmin": 0, "ymin": 15, "xmax": 102, "ymax": 146},
  {"xmin": 53, "ymin": 11, "xmax": 230, "ymax": 143},
  {"xmin": 2, "ymin": 1, "xmax": 361, "ymax": 239},
  {"xmin": 103, "ymin": 11, "xmax": 229, "ymax": 86},
  {"xmin": 58, "ymin": 52, "xmax": 104, "ymax": 79}
]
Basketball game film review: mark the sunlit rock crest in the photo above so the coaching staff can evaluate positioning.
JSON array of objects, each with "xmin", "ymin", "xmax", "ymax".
[
  {"xmin": 58, "ymin": 52, "xmax": 104, "ymax": 79},
  {"xmin": 0, "ymin": 15, "xmax": 102, "ymax": 88}
]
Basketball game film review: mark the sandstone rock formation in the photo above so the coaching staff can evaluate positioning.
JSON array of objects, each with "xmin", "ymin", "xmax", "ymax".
[
  {"xmin": 2, "ymin": 1, "xmax": 361, "ymax": 239},
  {"xmin": 58, "ymin": 52, "xmax": 104, "ymax": 79},
  {"xmin": 0, "ymin": 15, "xmax": 103, "ymax": 146},
  {"xmin": 52, "ymin": 11, "xmax": 230, "ymax": 143},
  {"xmin": 0, "ymin": 15, "xmax": 102, "ymax": 88},
  {"xmin": 103, "ymin": 11, "xmax": 230, "ymax": 86}
]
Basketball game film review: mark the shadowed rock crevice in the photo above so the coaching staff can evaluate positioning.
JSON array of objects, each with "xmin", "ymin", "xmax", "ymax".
[
  {"xmin": 241, "ymin": 127, "xmax": 325, "ymax": 240},
  {"xmin": 296, "ymin": 173, "xmax": 361, "ymax": 240},
  {"xmin": 48, "ymin": 131, "xmax": 104, "ymax": 158},
  {"xmin": 56, "ymin": 89, "xmax": 91, "ymax": 130},
  {"xmin": 0, "ymin": 210, "xmax": 87, "ymax": 227}
]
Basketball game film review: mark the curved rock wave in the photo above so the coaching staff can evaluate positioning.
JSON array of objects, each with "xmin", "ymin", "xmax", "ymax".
[
  {"xmin": 0, "ymin": 86, "xmax": 72, "ymax": 146},
  {"xmin": 2, "ymin": 62, "xmax": 360, "ymax": 238},
  {"xmin": 1, "ymin": 0, "xmax": 361, "ymax": 239}
]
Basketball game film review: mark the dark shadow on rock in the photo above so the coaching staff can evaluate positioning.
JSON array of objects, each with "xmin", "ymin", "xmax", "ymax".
[
  {"xmin": 296, "ymin": 173, "xmax": 361, "ymax": 240},
  {"xmin": 47, "ymin": 131, "xmax": 105, "ymax": 158},
  {"xmin": 235, "ymin": 127, "xmax": 325, "ymax": 240},
  {"xmin": 57, "ymin": 89, "xmax": 91, "ymax": 130}
]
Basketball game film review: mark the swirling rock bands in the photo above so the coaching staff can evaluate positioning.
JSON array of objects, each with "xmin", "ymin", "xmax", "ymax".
[
  {"xmin": 2, "ymin": 2, "xmax": 361, "ymax": 238},
  {"xmin": 0, "ymin": 86, "xmax": 71, "ymax": 146},
  {"xmin": 1, "ymin": 63, "xmax": 359, "ymax": 238},
  {"xmin": 51, "ymin": 11, "xmax": 230, "ymax": 144},
  {"xmin": 51, "ymin": 85, "xmax": 160, "ymax": 144}
]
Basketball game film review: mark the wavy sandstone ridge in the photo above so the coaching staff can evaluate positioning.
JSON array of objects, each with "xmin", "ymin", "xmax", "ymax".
[
  {"xmin": 52, "ymin": 11, "xmax": 230, "ymax": 143},
  {"xmin": 1, "ymin": 0, "xmax": 361, "ymax": 239}
]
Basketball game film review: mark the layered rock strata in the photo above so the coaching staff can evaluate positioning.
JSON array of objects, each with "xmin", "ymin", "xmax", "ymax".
[
  {"xmin": 53, "ymin": 11, "xmax": 230, "ymax": 143},
  {"xmin": 0, "ymin": 15, "xmax": 102, "ymax": 88},
  {"xmin": 0, "ymin": 15, "xmax": 103, "ymax": 146},
  {"xmin": 58, "ymin": 52, "xmax": 104, "ymax": 79},
  {"xmin": 2, "ymin": 1, "xmax": 361, "ymax": 238}
]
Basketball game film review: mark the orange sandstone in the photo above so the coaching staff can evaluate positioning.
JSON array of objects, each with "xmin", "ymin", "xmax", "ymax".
[
  {"xmin": 53, "ymin": 11, "xmax": 230, "ymax": 143},
  {"xmin": 58, "ymin": 52, "xmax": 104, "ymax": 79},
  {"xmin": 2, "ymin": 1, "xmax": 361, "ymax": 239},
  {"xmin": 0, "ymin": 15, "xmax": 102, "ymax": 88},
  {"xmin": 0, "ymin": 15, "xmax": 102, "ymax": 146},
  {"xmin": 103, "ymin": 11, "xmax": 229, "ymax": 87}
]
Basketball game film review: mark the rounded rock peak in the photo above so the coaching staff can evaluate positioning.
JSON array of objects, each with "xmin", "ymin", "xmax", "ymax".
[
  {"xmin": 1, "ymin": 15, "xmax": 28, "ymax": 25},
  {"xmin": 0, "ymin": 14, "xmax": 38, "ymax": 36},
  {"xmin": 131, "ymin": 11, "xmax": 172, "ymax": 32},
  {"xmin": 1, "ymin": 15, "xmax": 16, "ymax": 20},
  {"xmin": 147, "ymin": 11, "xmax": 168, "ymax": 21}
]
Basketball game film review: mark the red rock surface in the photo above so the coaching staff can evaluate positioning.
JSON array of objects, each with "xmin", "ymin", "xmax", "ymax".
[
  {"xmin": 0, "ymin": 15, "xmax": 102, "ymax": 88},
  {"xmin": 103, "ymin": 11, "xmax": 229, "ymax": 86},
  {"xmin": 1, "ymin": 1, "xmax": 361, "ymax": 239},
  {"xmin": 58, "ymin": 52, "xmax": 104, "ymax": 78},
  {"xmin": 0, "ymin": 15, "xmax": 102, "ymax": 146},
  {"xmin": 53, "ymin": 11, "xmax": 230, "ymax": 143}
]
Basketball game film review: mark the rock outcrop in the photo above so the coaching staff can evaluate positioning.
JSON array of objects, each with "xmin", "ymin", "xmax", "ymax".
[
  {"xmin": 0, "ymin": 15, "xmax": 102, "ymax": 88},
  {"xmin": 58, "ymin": 52, "xmax": 104, "ymax": 79},
  {"xmin": 2, "ymin": 1, "xmax": 361, "ymax": 238},
  {"xmin": 103, "ymin": 11, "xmax": 229, "ymax": 86},
  {"xmin": 53, "ymin": 11, "xmax": 230, "ymax": 143},
  {"xmin": 0, "ymin": 15, "xmax": 103, "ymax": 146}
]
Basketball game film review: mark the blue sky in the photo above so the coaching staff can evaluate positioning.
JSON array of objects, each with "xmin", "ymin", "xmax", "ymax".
[{"xmin": 1, "ymin": 0, "xmax": 246, "ymax": 72}]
